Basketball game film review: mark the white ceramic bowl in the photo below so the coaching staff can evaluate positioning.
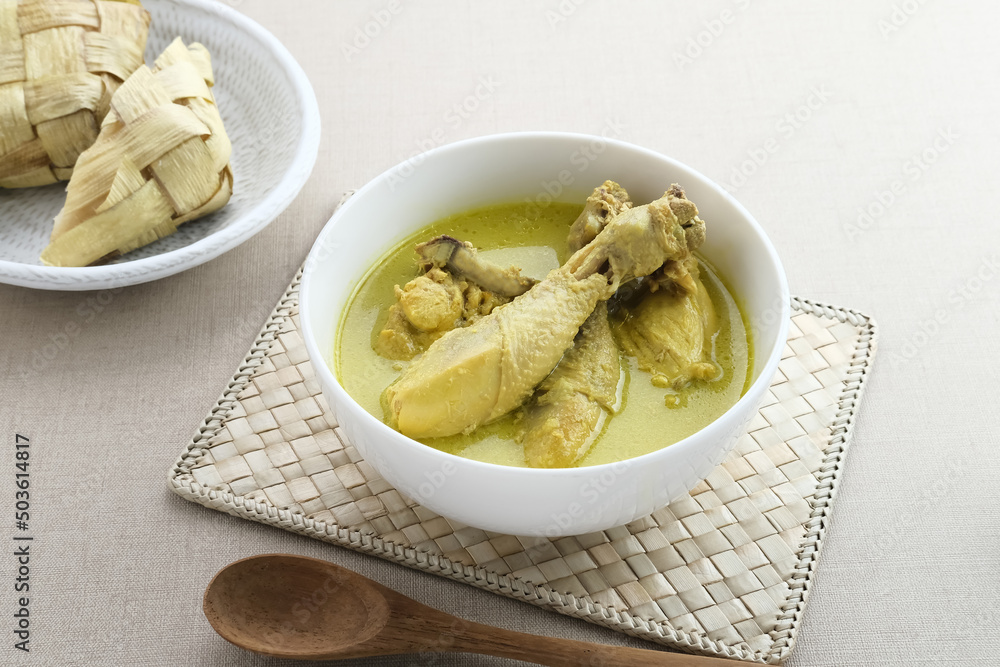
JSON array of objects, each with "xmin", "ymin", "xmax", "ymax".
[
  {"xmin": 301, "ymin": 133, "xmax": 789, "ymax": 537},
  {"xmin": 0, "ymin": 0, "xmax": 320, "ymax": 291}
]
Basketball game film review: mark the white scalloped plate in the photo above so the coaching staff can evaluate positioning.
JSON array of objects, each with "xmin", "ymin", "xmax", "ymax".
[{"xmin": 0, "ymin": 0, "xmax": 320, "ymax": 291}]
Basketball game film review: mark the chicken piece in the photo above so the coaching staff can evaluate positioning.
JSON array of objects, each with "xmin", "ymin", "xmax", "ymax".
[
  {"xmin": 376, "ymin": 305, "xmax": 430, "ymax": 360},
  {"xmin": 565, "ymin": 188, "xmax": 704, "ymax": 291},
  {"xmin": 375, "ymin": 238, "xmax": 527, "ymax": 360},
  {"xmin": 664, "ymin": 183, "xmax": 702, "ymax": 230},
  {"xmin": 417, "ymin": 236, "xmax": 535, "ymax": 297},
  {"xmin": 613, "ymin": 265, "xmax": 719, "ymax": 391},
  {"xmin": 517, "ymin": 183, "xmax": 633, "ymax": 467},
  {"xmin": 386, "ymin": 190, "xmax": 702, "ymax": 439},
  {"xmin": 375, "ymin": 267, "xmax": 491, "ymax": 360},
  {"xmin": 386, "ymin": 269, "xmax": 608, "ymax": 438},
  {"xmin": 520, "ymin": 303, "xmax": 621, "ymax": 468},
  {"xmin": 567, "ymin": 180, "xmax": 633, "ymax": 252},
  {"xmin": 398, "ymin": 270, "xmax": 465, "ymax": 332},
  {"xmin": 609, "ymin": 184, "xmax": 718, "ymax": 391}
]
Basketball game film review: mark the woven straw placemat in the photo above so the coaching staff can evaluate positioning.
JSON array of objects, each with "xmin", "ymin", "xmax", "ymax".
[{"xmin": 169, "ymin": 270, "xmax": 877, "ymax": 664}]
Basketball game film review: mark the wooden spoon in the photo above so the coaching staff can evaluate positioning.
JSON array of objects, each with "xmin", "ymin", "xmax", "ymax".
[{"xmin": 203, "ymin": 554, "xmax": 738, "ymax": 666}]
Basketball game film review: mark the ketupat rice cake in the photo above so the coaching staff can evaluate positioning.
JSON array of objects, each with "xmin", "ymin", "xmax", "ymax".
[
  {"xmin": 41, "ymin": 37, "xmax": 234, "ymax": 267},
  {"xmin": 0, "ymin": 0, "xmax": 150, "ymax": 188}
]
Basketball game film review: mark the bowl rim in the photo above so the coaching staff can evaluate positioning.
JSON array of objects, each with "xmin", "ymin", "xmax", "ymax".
[
  {"xmin": 0, "ymin": 0, "xmax": 322, "ymax": 291},
  {"xmin": 301, "ymin": 131, "xmax": 791, "ymax": 477}
]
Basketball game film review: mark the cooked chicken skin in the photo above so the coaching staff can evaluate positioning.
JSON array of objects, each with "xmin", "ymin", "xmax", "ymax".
[
  {"xmin": 520, "ymin": 302, "xmax": 621, "ymax": 468},
  {"xmin": 613, "ymin": 266, "xmax": 719, "ymax": 391}
]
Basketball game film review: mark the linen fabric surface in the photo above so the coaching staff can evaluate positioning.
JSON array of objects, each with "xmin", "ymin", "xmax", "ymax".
[{"xmin": 0, "ymin": 1, "xmax": 997, "ymax": 665}]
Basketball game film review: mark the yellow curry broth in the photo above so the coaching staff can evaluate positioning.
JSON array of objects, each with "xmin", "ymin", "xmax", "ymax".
[{"xmin": 336, "ymin": 201, "xmax": 752, "ymax": 468}]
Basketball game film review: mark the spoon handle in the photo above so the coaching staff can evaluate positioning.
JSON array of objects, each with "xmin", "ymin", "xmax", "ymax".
[{"xmin": 449, "ymin": 621, "xmax": 741, "ymax": 666}]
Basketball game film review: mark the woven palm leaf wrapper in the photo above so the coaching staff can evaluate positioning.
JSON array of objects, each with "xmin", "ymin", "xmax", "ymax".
[
  {"xmin": 0, "ymin": 0, "xmax": 150, "ymax": 188},
  {"xmin": 41, "ymin": 37, "xmax": 234, "ymax": 267}
]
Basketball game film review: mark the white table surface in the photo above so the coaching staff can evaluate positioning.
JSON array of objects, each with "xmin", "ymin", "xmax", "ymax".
[{"xmin": 1, "ymin": 1, "xmax": 998, "ymax": 665}]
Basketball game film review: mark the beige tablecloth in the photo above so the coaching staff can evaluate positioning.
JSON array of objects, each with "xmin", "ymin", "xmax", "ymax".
[{"xmin": 2, "ymin": 1, "xmax": 998, "ymax": 665}]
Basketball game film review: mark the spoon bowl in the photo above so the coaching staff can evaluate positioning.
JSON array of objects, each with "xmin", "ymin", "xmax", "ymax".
[
  {"xmin": 204, "ymin": 554, "xmax": 390, "ymax": 659},
  {"xmin": 204, "ymin": 553, "xmax": 740, "ymax": 666}
]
